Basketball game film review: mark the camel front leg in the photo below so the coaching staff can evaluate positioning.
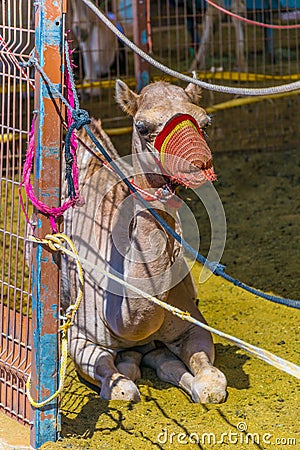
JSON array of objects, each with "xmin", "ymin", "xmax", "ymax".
[
  {"xmin": 190, "ymin": 5, "xmax": 215, "ymax": 70},
  {"xmin": 167, "ymin": 323, "xmax": 227, "ymax": 404},
  {"xmin": 232, "ymin": 0, "xmax": 247, "ymax": 71},
  {"xmin": 69, "ymin": 333, "xmax": 141, "ymax": 401},
  {"xmin": 142, "ymin": 346, "xmax": 195, "ymax": 397},
  {"xmin": 158, "ymin": 274, "xmax": 227, "ymax": 404}
]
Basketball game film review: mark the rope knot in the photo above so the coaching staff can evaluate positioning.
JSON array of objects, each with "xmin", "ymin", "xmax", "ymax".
[
  {"xmin": 64, "ymin": 109, "xmax": 89, "ymax": 199},
  {"xmin": 65, "ymin": 305, "xmax": 76, "ymax": 319},
  {"xmin": 19, "ymin": 51, "xmax": 37, "ymax": 68},
  {"xmin": 206, "ymin": 261, "xmax": 226, "ymax": 274},
  {"xmin": 71, "ymin": 109, "xmax": 91, "ymax": 130}
]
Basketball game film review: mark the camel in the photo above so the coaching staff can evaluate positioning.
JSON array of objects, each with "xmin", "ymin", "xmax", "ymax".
[
  {"xmin": 63, "ymin": 79, "xmax": 227, "ymax": 403},
  {"xmin": 190, "ymin": 0, "xmax": 247, "ymax": 71},
  {"xmin": 70, "ymin": 0, "xmax": 126, "ymax": 94}
]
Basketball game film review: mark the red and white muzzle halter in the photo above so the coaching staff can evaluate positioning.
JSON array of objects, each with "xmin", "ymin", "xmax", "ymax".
[
  {"xmin": 154, "ymin": 113, "xmax": 216, "ymax": 188},
  {"xmin": 126, "ymin": 113, "xmax": 216, "ymax": 208}
]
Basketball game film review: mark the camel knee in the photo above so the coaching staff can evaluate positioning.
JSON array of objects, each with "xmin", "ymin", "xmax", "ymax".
[{"xmin": 69, "ymin": 339, "xmax": 142, "ymax": 401}]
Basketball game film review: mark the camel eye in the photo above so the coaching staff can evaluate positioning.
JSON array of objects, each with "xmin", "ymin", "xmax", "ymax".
[
  {"xmin": 200, "ymin": 115, "xmax": 213, "ymax": 142},
  {"xmin": 135, "ymin": 120, "xmax": 149, "ymax": 136}
]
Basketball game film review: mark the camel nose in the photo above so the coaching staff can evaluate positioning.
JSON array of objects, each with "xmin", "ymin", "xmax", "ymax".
[{"xmin": 153, "ymin": 113, "xmax": 216, "ymax": 187}]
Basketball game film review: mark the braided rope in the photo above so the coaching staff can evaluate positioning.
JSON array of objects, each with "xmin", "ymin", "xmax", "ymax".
[{"xmin": 26, "ymin": 337, "xmax": 68, "ymax": 408}]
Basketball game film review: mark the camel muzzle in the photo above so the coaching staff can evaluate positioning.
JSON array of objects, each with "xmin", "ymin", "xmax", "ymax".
[{"xmin": 154, "ymin": 113, "xmax": 216, "ymax": 188}]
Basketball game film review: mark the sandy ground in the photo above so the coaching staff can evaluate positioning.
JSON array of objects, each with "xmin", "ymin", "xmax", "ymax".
[
  {"xmin": 40, "ymin": 147, "xmax": 299, "ymax": 449},
  {"xmin": 0, "ymin": 411, "xmax": 30, "ymax": 449},
  {"xmin": 1, "ymin": 148, "xmax": 299, "ymax": 450}
]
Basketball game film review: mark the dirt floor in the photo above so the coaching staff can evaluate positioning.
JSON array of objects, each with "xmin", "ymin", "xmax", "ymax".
[
  {"xmin": 0, "ymin": 410, "xmax": 30, "ymax": 449},
  {"xmin": 35, "ymin": 146, "xmax": 300, "ymax": 450}
]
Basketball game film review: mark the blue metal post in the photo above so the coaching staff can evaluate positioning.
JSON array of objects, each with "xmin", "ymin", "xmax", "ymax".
[
  {"xmin": 132, "ymin": 0, "xmax": 149, "ymax": 91},
  {"xmin": 30, "ymin": 0, "xmax": 65, "ymax": 448}
]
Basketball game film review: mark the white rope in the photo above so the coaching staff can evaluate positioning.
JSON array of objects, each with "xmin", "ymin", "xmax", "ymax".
[
  {"xmin": 80, "ymin": 0, "xmax": 300, "ymax": 96},
  {"xmin": 30, "ymin": 236, "xmax": 300, "ymax": 381}
]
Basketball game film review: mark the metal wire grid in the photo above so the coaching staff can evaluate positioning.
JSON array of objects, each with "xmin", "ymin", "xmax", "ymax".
[
  {"xmin": 71, "ymin": 1, "xmax": 300, "ymax": 82},
  {"xmin": 69, "ymin": 0, "xmax": 131, "ymax": 86},
  {"xmin": 148, "ymin": 1, "xmax": 300, "ymax": 77},
  {"xmin": 71, "ymin": 1, "xmax": 300, "ymax": 153},
  {"xmin": 0, "ymin": 0, "xmax": 34, "ymax": 425}
]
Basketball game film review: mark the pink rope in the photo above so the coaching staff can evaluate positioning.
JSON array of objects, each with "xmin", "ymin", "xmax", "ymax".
[
  {"xmin": 20, "ymin": 119, "xmax": 77, "ymax": 232},
  {"xmin": 65, "ymin": 48, "xmax": 80, "ymax": 196},
  {"xmin": 206, "ymin": 0, "xmax": 300, "ymax": 29},
  {"xmin": 19, "ymin": 45, "xmax": 80, "ymax": 233}
]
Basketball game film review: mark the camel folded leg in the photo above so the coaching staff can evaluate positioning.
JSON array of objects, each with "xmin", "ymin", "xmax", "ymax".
[
  {"xmin": 115, "ymin": 350, "xmax": 143, "ymax": 381},
  {"xmin": 166, "ymin": 322, "xmax": 227, "ymax": 404},
  {"xmin": 69, "ymin": 334, "xmax": 141, "ymax": 401},
  {"xmin": 151, "ymin": 273, "xmax": 227, "ymax": 404},
  {"xmin": 142, "ymin": 347, "xmax": 195, "ymax": 398}
]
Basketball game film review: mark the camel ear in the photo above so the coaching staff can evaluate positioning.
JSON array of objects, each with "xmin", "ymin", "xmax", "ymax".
[
  {"xmin": 115, "ymin": 79, "xmax": 139, "ymax": 116},
  {"xmin": 185, "ymin": 72, "xmax": 202, "ymax": 105}
]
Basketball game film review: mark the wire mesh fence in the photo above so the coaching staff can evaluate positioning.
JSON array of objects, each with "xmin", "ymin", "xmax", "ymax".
[
  {"xmin": 70, "ymin": 0, "xmax": 300, "ymax": 153},
  {"xmin": 0, "ymin": 0, "xmax": 34, "ymax": 425}
]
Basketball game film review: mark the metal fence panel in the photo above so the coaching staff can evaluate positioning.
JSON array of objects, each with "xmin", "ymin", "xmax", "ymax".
[{"xmin": 0, "ymin": 0, "xmax": 34, "ymax": 426}]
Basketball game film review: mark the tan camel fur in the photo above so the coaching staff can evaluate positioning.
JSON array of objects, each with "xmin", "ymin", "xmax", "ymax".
[{"xmin": 63, "ymin": 80, "xmax": 227, "ymax": 404}]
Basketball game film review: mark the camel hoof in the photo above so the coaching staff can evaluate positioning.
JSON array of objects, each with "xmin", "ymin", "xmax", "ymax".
[
  {"xmin": 100, "ymin": 374, "xmax": 141, "ymax": 402},
  {"xmin": 191, "ymin": 366, "xmax": 227, "ymax": 404}
]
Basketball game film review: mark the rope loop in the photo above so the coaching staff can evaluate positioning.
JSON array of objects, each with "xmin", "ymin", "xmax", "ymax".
[
  {"xmin": 26, "ymin": 233, "xmax": 84, "ymax": 408},
  {"xmin": 26, "ymin": 336, "xmax": 69, "ymax": 409}
]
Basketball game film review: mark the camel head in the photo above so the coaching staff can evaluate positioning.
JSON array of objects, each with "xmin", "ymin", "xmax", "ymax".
[{"xmin": 115, "ymin": 79, "xmax": 215, "ymax": 189}]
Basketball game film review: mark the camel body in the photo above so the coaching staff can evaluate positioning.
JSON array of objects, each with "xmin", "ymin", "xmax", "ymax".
[{"xmin": 63, "ymin": 80, "xmax": 227, "ymax": 403}]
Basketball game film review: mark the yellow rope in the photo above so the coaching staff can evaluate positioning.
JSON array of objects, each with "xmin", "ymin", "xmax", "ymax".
[
  {"xmin": 26, "ymin": 335, "xmax": 69, "ymax": 408},
  {"xmin": 26, "ymin": 233, "xmax": 84, "ymax": 408},
  {"xmin": 2, "ymin": 72, "xmax": 300, "ymax": 95},
  {"xmin": 74, "ymin": 71, "xmax": 300, "ymax": 90}
]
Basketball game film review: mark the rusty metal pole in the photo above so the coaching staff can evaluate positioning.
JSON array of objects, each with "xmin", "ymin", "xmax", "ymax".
[
  {"xmin": 132, "ymin": 0, "xmax": 149, "ymax": 91},
  {"xmin": 30, "ymin": 0, "xmax": 64, "ymax": 447}
]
